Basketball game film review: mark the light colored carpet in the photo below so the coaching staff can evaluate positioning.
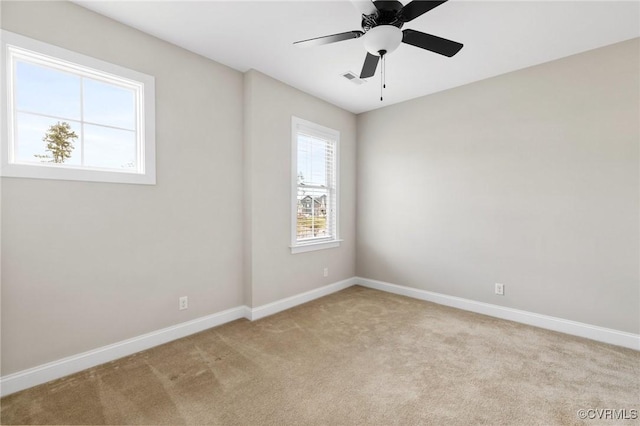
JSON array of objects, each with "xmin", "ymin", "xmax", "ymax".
[{"xmin": 1, "ymin": 285, "xmax": 638, "ymax": 425}]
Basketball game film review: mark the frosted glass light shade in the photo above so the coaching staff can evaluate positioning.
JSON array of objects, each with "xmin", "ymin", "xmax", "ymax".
[{"xmin": 362, "ymin": 25, "xmax": 402, "ymax": 56}]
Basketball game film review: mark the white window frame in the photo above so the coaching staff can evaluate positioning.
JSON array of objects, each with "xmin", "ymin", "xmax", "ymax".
[
  {"xmin": 290, "ymin": 116, "xmax": 341, "ymax": 254},
  {"xmin": 0, "ymin": 30, "xmax": 156, "ymax": 185}
]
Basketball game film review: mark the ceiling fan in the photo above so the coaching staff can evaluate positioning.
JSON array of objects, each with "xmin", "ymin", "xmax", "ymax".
[{"xmin": 293, "ymin": 0, "xmax": 463, "ymax": 83}]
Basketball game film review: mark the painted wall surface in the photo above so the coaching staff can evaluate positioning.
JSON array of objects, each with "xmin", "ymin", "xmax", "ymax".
[
  {"xmin": 1, "ymin": 0, "xmax": 636, "ymax": 382},
  {"xmin": 357, "ymin": 39, "xmax": 640, "ymax": 333},
  {"xmin": 244, "ymin": 70, "xmax": 356, "ymax": 307},
  {"xmin": 1, "ymin": 1, "xmax": 244, "ymax": 374}
]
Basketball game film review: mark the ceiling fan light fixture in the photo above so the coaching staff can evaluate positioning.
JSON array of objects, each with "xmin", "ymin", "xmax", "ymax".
[{"xmin": 362, "ymin": 25, "xmax": 402, "ymax": 56}]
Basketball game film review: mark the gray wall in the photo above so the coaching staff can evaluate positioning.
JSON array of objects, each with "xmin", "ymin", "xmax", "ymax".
[
  {"xmin": 0, "ymin": 2, "xmax": 357, "ymax": 375},
  {"xmin": 1, "ymin": 1, "xmax": 244, "ymax": 374},
  {"xmin": 244, "ymin": 70, "xmax": 356, "ymax": 307},
  {"xmin": 1, "ymin": 0, "xmax": 636, "ymax": 379},
  {"xmin": 357, "ymin": 38, "xmax": 639, "ymax": 334}
]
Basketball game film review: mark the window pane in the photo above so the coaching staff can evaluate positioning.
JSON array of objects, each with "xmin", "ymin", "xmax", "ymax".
[
  {"xmin": 83, "ymin": 78, "xmax": 136, "ymax": 130},
  {"xmin": 84, "ymin": 124, "xmax": 136, "ymax": 170},
  {"xmin": 15, "ymin": 61, "xmax": 81, "ymax": 120},
  {"xmin": 297, "ymin": 134, "xmax": 328, "ymax": 187},
  {"xmin": 15, "ymin": 113, "xmax": 82, "ymax": 165},
  {"xmin": 296, "ymin": 187, "xmax": 329, "ymax": 240}
]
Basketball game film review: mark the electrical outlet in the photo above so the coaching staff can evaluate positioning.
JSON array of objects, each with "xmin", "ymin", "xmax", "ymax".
[
  {"xmin": 323, "ymin": 267, "xmax": 329, "ymax": 277},
  {"xmin": 495, "ymin": 283, "xmax": 504, "ymax": 296},
  {"xmin": 179, "ymin": 296, "xmax": 188, "ymax": 310}
]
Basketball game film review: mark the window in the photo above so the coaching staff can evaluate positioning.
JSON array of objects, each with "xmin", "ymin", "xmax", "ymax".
[
  {"xmin": 1, "ymin": 30, "xmax": 155, "ymax": 184},
  {"xmin": 291, "ymin": 116, "xmax": 340, "ymax": 254}
]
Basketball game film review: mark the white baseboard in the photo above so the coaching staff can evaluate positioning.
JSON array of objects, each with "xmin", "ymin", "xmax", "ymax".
[
  {"xmin": 3, "ymin": 276, "xmax": 637, "ymax": 397},
  {"xmin": 0, "ymin": 306, "xmax": 247, "ymax": 397},
  {"xmin": 355, "ymin": 277, "xmax": 640, "ymax": 351},
  {"xmin": 247, "ymin": 277, "xmax": 357, "ymax": 320},
  {"xmin": 0, "ymin": 278, "xmax": 357, "ymax": 397}
]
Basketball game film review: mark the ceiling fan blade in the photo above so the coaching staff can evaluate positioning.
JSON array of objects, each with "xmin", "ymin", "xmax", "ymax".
[
  {"xmin": 350, "ymin": 0, "xmax": 377, "ymax": 16},
  {"xmin": 373, "ymin": 1, "xmax": 403, "ymax": 12},
  {"xmin": 294, "ymin": 31, "xmax": 364, "ymax": 47},
  {"xmin": 399, "ymin": 0, "xmax": 448, "ymax": 22},
  {"xmin": 360, "ymin": 52, "xmax": 380, "ymax": 78},
  {"xmin": 402, "ymin": 29, "xmax": 463, "ymax": 57}
]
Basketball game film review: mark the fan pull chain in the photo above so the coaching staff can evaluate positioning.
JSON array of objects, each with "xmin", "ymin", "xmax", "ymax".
[
  {"xmin": 380, "ymin": 63, "xmax": 384, "ymax": 102},
  {"xmin": 383, "ymin": 54, "xmax": 386, "ymax": 89},
  {"xmin": 380, "ymin": 52, "xmax": 386, "ymax": 102}
]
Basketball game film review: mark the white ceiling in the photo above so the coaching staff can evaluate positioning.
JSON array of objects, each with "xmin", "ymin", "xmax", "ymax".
[{"xmin": 74, "ymin": 0, "xmax": 639, "ymax": 114}]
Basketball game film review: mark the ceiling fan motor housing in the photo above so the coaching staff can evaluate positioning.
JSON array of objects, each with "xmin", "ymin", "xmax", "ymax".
[{"xmin": 362, "ymin": 0, "xmax": 405, "ymax": 31}]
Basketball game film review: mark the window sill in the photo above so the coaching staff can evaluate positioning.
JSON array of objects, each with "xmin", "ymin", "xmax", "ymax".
[
  {"xmin": 0, "ymin": 163, "xmax": 155, "ymax": 185},
  {"xmin": 290, "ymin": 239, "xmax": 343, "ymax": 254}
]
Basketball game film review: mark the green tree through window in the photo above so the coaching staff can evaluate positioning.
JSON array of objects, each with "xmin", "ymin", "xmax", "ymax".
[{"xmin": 34, "ymin": 121, "xmax": 77, "ymax": 163}]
